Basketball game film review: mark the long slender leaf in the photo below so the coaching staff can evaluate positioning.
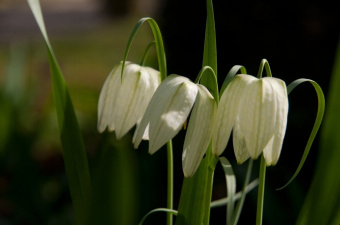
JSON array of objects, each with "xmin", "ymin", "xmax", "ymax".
[
  {"xmin": 27, "ymin": 1, "xmax": 92, "ymax": 224},
  {"xmin": 175, "ymin": 0, "xmax": 218, "ymax": 224},
  {"xmin": 297, "ymin": 39, "xmax": 340, "ymax": 225},
  {"xmin": 219, "ymin": 157, "xmax": 236, "ymax": 225},
  {"xmin": 201, "ymin": 0, "xmax": 218, "ymax": 87},
  {"xmin": 138, "ymin": 208, "xmax": 178, "ymax": 225},
  {"xmin": 277, "ymin": 78, "xmax": 325, "ymax": 189},
  {"xmin": 210, "ymin": 179, "xmax": 258, "ymax": 208}
]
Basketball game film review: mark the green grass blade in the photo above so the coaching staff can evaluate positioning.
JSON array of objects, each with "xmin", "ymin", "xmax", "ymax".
[
  {"xmin": 219, "ymin": 157, "xmax": 236, "ymax": 225},
  {"xmin": 277, "ymin": 78, "xmax": 325, "ymax": 190},
  {"xmin": 211, "ymin": 179, "xmax": 258, "ymax": 208},
  {"xmin": 201, "ymin": 0, "xmax": 217, "ymax": 88},
  {"xmin": 296, "ymin": 39, "xmax": 340, "ymax": 225},
  {"xmin": 231, "ymin": 159, "xmax": 254, "ymax": 225},
  {"xmin": 122, "ymin": 17, "xmax": 167, "ymax": 80},
  {"xmin": 138, "ymin": 208, "xmax": 178, "ymax": 225},
  {"xmin": 176, "ymin": 1, "xmax": 217, "ymax": 224},
  {"xmin": 27, "ymin": 1, "xmax": 92, "ymax": 224}
]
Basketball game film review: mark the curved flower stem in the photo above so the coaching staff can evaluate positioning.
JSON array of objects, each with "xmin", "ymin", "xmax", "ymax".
[
  {"xmin": 256, "ymin": 154, "xmax": 266, "ymax": 225},
  {"xmin": 257, "ymin": 59, "xmax": 272, "ymax": 78},
  {"xmin": 167, "ymin": 140, "xmax": 174, "ymax": 225}
]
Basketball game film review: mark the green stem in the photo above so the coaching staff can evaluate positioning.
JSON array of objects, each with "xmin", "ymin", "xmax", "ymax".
[
  {"xmin": 203, "ymin": 153, "xmax": 218, "ymax": 225},
  {"xmin": 167, "ymin": 140, "xmax": 174, "ymax": 225},
  {"xmin": 256, "ymin": 155, "xmax": 266, "ymax": 225},
  {"xmin": 257, "ymin": 59, "xmax": 272, "ymax": 78}
]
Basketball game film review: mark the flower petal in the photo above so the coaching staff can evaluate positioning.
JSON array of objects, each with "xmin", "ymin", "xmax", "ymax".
[
  {"xmin": 113, "ymin": 64, "xmax": 160, "ymax": 139},
  {"xmin": 237, "ymin": 75, "xmax": 277, "ymax": 159},
  {"xmin": 133, "ymin": 75, "xmax": 198, "ymax": 154},
  {"xmin": 233, "ymin": 120, "xmax": 250, "ymax": 164},
  {"xmin": 182, "ymin": 84, "xmax": 216, "ymax": 177},
  {"xmin": 262, "ymin": 78, "xmax": 288, "ymax": 166},
  {"xmin": 97, "ymin": 62, "xmax": 129, "ymax": 133},
  {"xmin": 212, "ymin": 75, "xmax": 254, "ymax": 156}
]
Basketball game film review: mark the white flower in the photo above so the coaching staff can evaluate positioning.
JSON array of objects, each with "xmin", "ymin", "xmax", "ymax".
[
  {"xmin": 212, "ymin": 74, "xmax": 288, "ymax": 166},
  {"xmin": 97, "ymin": 61, "xmax": 161, "ymax": 139},
  {"xmin": 133, "ymin": 75, "xmax": 216, "ymax": 177}
]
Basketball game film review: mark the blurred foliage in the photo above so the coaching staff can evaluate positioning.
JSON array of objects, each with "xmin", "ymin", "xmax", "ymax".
[
  {"xmin": 296, "ymin": 39, "xmax": 340, "ymax": 225},
  {"xmin": 0, "ymin": 14, "xmax": 160, "ymax": 224}
]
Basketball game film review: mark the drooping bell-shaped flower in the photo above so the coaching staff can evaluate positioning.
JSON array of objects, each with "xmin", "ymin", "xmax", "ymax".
[
  {"xmin": 133, "ymin": 75, "xmax": 216, "ymax": 177},
  {"xmin": 97, "ymin": 61, "xmax": 161, "ymax": 139},
  {"xmin": 212, "ymin": 74, "xmax": 288, "ymax": 166}
]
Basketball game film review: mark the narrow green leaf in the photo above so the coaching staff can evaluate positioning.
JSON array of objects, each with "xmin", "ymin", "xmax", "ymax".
[
  {"xmin": 219, "ymin": 157, "xmax": 236, "ymax": 225},
  {"xmin": 277, "ymin": 78, "xmax": 325, "ymax": 189},
  {"xmin": 201, "ymin": 0, "xmax": 217, "ymax": 89},
  {"xmin": 231, "ymin": 159, "xmax": 254, "ymax": 225},
  {"xmin": 176, "ymin": 1, "xmax": 217, "ymax": 224},
  {"xmin": 220, "ymin": 65, "xmax": 247, "ymax": 96},
  {"xmin": 297, "ymin": 39, "xmax": 340, "ymax": 225},
  {"xmin": 122, "ymin": 17, "xmax": 167, "ymax": 81},
  {"xmin": 211, "ymin": 178, "xmax": 258, "ymax": 208},
  {"xmin": 27, "ymin": 1, "xmax": 92, "ymax": 224},
  {"xmin": 138, "ymin": 208, "xmax": 178, "ymax": 225}
]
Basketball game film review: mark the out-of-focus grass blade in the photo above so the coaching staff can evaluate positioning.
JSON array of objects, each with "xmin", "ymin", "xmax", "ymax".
[
  {"xmin": 296, "ymin": 39, "xmax": 340, "ymax": 225},
  {"xmin": 219, "ymin": 157, "xmax": 236, "ymax": 225},
  {"xmin": 277, "ymin": 78, "xmax": 325, "ymax": 190},
  {"xmin": 27, "ymin": 1, "xmax": 92, "ymax": 224},
  {"xmin": 210, "ymin": 179, "xmax": 258, "ymax": 208},
  {"xmin": 138, "ymin": 208, "xmax": 178, "ymax": 225}
]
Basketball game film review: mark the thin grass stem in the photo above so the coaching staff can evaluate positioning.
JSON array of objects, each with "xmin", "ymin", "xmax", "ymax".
[
  {"xmin": 167, "ymin": 140, "xmax": 174, "ymax": 225},
  {"xmin": 256, "ymin": 155, "xmax": 266, "ymax": 225}
]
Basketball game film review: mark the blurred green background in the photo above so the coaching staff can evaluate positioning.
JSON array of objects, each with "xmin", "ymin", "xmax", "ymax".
[{"xmin": 0, "ymin": 0, "xmax": 339, "ymax": 224}]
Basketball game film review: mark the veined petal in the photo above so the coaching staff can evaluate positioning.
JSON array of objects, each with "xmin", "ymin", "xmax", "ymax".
[
  {"xmin": 233, "ymin": 120, "xmax": 250, "ymax": 164},
  {"xmin": 113, "ymin": 64, "xmax": 160, "ymax": 139},
  {"xmin": 237, "ymin": 75, "xmax": 277, "ymax": 159},
  {"xmin": 262, "ymin": 78, "xmax": 288, "ymax": 166},
  {"xmin": 133, "ymin": 75, "xmax": 198, "ymax": 154},
  {"xmin": 212, "ymin": 75, "xmax": 254, "ymax": 156},
  {"xmin": 182, "ymin": 84, "xmax": 216, "ymax": 177},
  {"xmin": 97, "ymin": 62, "xmax": 130, "ymax": 133}
]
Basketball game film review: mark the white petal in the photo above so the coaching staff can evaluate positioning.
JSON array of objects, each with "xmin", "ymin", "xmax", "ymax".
[
  {"xmin": 182, "ymin": 84, "xmax": 216, "ymax": 177},
  {"xmin": 133, "ymin": 75, "xmax": 198, "ymax": 154},
  {"xmin": 97, "ymin": 62, "xmax": 129, "ymax": 133},
  {"xmin": 113, "ymin": 64, "xmax": 160, "ymax": 139},
  {"xmin": 262, "ymin": 78, "xmax": 288, "ymax": 165},
  {"xmin": 212, "ymin": 75, "xmax": 255, "ymax": 156},
  {"xmin": 238, "ymin": 75, "xmax": 277, "ymax": 159},
  {"xmin": 233, "ymin": 120, "xmax": 250, "ymax": 164}
]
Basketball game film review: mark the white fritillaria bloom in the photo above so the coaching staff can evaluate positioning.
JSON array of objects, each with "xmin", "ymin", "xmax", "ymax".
[
  {"xmin": 97, "ymin": 61, "xmax": 161, "ymax": 139},
  {"xmin": 133, "ymin": 75, "xmax": 216, "ymax": 177},
  {"xmin": 213, "ymin": 74, "xmax": 288, "ymax": 166}
]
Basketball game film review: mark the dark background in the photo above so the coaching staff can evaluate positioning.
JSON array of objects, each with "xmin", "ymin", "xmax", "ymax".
[{"xmin": 158, "ymin": 0, "xmax": 339, "ymax": 224}]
